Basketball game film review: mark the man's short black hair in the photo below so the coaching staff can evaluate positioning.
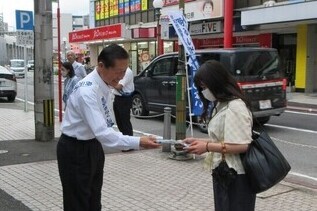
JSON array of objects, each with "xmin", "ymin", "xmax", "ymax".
[{"xmin": 98, "ymin": 44, "xmax": 129, "ymax": 68}]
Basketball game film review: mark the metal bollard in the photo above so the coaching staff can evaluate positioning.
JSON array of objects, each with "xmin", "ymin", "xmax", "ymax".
[{"xmin": 162, "ymin": 107, "xmax": 172, "ymax": 152}]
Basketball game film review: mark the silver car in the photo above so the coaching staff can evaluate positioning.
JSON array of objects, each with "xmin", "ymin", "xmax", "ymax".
[
  {"xmin": 10, "ymin": 59, "xmax": 25, "ymax": 78},
  {"xmin": 0, "ymin": 65, "xmax": 17, "ymax": 102}
]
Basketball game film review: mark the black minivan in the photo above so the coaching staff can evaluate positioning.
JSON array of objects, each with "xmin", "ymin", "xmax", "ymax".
[{"xmin": 132, "ymin": 48, "xmax": 287, "ymax": 128}]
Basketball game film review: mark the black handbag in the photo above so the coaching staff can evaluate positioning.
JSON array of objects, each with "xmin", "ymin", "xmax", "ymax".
[{"xmin": 241, "ymin": 130, "xmax": 291, "ymax": 193}]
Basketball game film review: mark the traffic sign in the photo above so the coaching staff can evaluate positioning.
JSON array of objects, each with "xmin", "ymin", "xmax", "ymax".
[
  {"xmin": 16, "ymin": 10, "xmax": 33, "ymax": 31},
  {"xmin": 16, "ymin": 31, "xmax": 34, "ymax": 46}
]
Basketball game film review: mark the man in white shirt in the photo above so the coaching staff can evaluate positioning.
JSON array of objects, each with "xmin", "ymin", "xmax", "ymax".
[
  {"xmin": 113, "ymin": 67, "xmax": 134, "ymax": 151},
  {"xmin": 57, "ymin": 44, "xmax": 160, "ymax": 211},
  {"xmin": 66, "ymin": 50, "xmax": 87, "ymax": 79}
]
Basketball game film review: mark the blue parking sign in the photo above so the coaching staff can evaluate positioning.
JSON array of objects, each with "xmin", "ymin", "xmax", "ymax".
[{"xmin": 16, "ymin": 10, "xmax": 33, "ymax": 31}]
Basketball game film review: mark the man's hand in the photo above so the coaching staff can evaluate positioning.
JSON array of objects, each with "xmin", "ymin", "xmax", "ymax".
[{"xmin": 140, "ymin": 136, "xmax": 161, "ymax": 149}]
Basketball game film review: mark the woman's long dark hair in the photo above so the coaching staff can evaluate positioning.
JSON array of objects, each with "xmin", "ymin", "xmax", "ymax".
[
  {"xmin": 62, "ymin": 61, "xmax": 75, "ymax": 78},
  {"xmin": 194, "ymin": 60, "xmax": 250, "ymax": 120}
]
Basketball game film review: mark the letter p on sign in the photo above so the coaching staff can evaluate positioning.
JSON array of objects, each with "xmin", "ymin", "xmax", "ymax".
[{"xmin": 16, "ymin": 10, "xmax": 33, "ymax": 31}]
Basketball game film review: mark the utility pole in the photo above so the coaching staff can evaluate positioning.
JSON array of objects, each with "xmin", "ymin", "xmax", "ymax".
[
  {"xmin": 175, "ymin": 0, "xmax": 186, "ymax": 141},
  {"xmin": 34, "ymin": 0, "xmax": 55, "ymax": 141}
]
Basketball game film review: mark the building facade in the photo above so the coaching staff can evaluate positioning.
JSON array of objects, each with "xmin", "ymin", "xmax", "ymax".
[
  {"xmin": 52, "ymin": 13, "xmax": 89, "ymax": 63},
  {"xmin": 0, "ymin": 13, "xmax": 34, "ymax": 66},
  {"xmin": 69, "ymin": 0, "xmax": 317, "ymax": 93}
]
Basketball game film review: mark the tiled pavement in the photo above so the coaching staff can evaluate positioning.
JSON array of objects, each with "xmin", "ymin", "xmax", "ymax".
[
  {"xmin": 0, "ymin": 150, "xmax": 316, "ymax": 211},
  {"xmin": 0, "ymin": 92, "xmax": 317, "ymax": 210}
]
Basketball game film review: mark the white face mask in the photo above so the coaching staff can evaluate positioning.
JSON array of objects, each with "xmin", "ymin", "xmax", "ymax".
[{"xmin": 201, "ymin": 88, "xmax": 216, "ymax": 102}]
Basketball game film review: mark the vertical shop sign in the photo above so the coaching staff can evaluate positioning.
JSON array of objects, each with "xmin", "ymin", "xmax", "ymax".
[
  {"xmin": 130, "ymin": 0, "xmax": 136, "ymax": 12},
  {"xmin": 104, "ymin": 0, "xmax": 109, "ymax": 18},
  {"xmin": 109, "ymin": 0, "xmax": 114, "ymax": 16},
  {"xmin": 119, "ymin": 0, "xmax": 124, "ymax": 15},
  {"xmin": 124, "ymin": 0, "xmax": 130, "ymax": 14},
  {"xmin": 95, "ymin": 1, "xmax": 101, "ymax": 20},
  {"xmin": 135, "ymin": 0, "xmax": 141, "ymax": 11},
  {"xmin": 100, "ymin": 0, "xmax": 105, "ymax": 20},
  {"xmin": 161, "ymin": 16, "xmax": 170, "ymax": 40},
  {"xmin": 113, "ymin": 0, "xmax": 119, "ymax": 16},
  {"xmin": 141, "ymin": 0, "xmax": 147, "ymax": 11}
]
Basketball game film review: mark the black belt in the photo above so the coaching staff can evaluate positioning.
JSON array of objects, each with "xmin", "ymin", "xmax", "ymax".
[{"xmin": 61, "ymin": 133, "xmax": 96, "ymax": 142}]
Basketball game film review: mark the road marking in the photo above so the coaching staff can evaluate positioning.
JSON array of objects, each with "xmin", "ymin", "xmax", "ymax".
[
  {"xmin": 272, "ymin": 136, "xmax": 317, "ymax": 149},
  {"xmin": 286, "ymin": 110, "xmax": 317, "ymax": 116},
  {"xmin": 289, "ymin": 172, "xmax": 317, "ymax": 182},
  {"xmin": 266, "ymin": 123, "xmax": 317, "ymax": 134}
]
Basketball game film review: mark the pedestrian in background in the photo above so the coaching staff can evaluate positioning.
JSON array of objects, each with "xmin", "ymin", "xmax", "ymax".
[
  {"xmin": 61, "ymin": 61, "xmax": 79, "ymax": 109},
  {"xmin": 183, "ymin": 60, "xmax": 256, "ymax": 211},
  {"xmin": 66, "ymin": 50, "xmax": 87, "ymax": 79},
  {"xmin": 57, "ymin": 44, "xmax": 160, "ymax": 211},
  {"xmin": 113, "ymin": 67, "xmax": 135, "ymax": 152}
]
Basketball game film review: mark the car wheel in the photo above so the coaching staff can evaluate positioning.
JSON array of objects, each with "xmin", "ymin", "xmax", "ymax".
[
  {"xmin": 132, "ymin": 94, "xmax": 149, "ymax": 117},
  {"xmin": 255, "ymin": 116, "xmax": 270, "ymax": 125},
  {"xmin": 7, "ymin": 95, "xmax": 15, "ymax": 102}
]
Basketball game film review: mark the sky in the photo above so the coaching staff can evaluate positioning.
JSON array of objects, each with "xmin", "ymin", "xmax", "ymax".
[{"xmin": 0, "ymin": 0, "xmax": 90, "ymax": 30}]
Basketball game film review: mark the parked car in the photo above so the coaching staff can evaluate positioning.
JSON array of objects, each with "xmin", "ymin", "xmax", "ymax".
[
  {"xmin": 10, "ymin": 59, "xmax": 25, "ymax": 78},
  {"xmin": 27, "ymin": 60, "xmax": 34, "ymax": 71},
  {"xmin": 0, "ymin": 65, "xmax": 17, "ymax": 102},
  {"xmin": 132, "ymin": 48, "xmax": 287, "ymax": 131}
]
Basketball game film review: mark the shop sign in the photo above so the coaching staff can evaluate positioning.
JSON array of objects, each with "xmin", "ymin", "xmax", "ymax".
[
  {"xmin": 69, "ymin": 24, "xmax": 123, "ymax": 43},
  {"xmin": 189, "ymin": 21, "xmax": 221, "ymax": 35},
  {"xmin": 161, "ymin": 0, "xmax": 223, "ymax": 22},
  {"xmin": 132, "ymin": 28, "xmax": 155, "ymax": 38},
  {"xmin": 200, "ymin": 34, "xmax": 272, "ymax": 47},
  {"xmin": 235, "ymin": 35, "xmax": 258, "ymax": 44}
]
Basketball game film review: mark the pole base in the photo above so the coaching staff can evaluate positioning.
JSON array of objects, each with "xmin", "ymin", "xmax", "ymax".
[{"xmin": 168, "ymin": 148, "xmax": 193, "ymax": 161}]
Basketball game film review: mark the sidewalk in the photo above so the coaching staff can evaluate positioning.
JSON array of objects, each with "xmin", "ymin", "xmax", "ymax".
[{"xmin": 0, "ymin": 92, "xmax": 316, "ymax": 210}]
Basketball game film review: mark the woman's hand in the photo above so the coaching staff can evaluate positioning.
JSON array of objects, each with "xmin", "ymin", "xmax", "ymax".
[{"xmin": 183, "ymin": 138, "xmax": 208, "ymax": 155}]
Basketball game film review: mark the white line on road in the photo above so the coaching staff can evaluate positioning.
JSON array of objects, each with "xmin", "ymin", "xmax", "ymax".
[
  {"xmin": 286, "ymin": 110, "xmax": 317, "ymax": 116},
  {"xmin": 272, "ymin": 136, "xmax": 317, "ymax": 149},
  {"xmin": 266, "ymin": 123, "xmax": 317, "ymax": 134}
]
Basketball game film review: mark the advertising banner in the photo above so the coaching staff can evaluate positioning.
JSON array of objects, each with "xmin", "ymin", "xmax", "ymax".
[{"xmin": 162, "ymin": 0, "xmax": 223, "ymax": 22}]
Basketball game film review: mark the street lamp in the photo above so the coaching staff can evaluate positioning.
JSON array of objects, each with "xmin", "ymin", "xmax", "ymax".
[{"xmin": 153, "ymin": 0, "xmax": 164, "ymax": 56}]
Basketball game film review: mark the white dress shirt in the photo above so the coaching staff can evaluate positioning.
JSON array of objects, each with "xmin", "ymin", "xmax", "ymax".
[
  {"xmin": 61, "ymin": 69, "xmax": 140, "ymax": 150},
  {"xmin": 112, "ymin": 67, "xmax": 134, "ymax": 96},
  {"xmin": 72, "ymin": 61, "xmax": 87, "ymax": 80}
]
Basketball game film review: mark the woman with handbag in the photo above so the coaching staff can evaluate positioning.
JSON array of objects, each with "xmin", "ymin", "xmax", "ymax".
[{"xmin": 183, "ymin": 60, "xmax": 256, "ymax": 211}]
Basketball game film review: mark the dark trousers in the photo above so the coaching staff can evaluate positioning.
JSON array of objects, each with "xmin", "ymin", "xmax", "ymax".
[
  {"xmin": 113, "ymin": 95, "xmax": 133, "ymax": 136},
  {"xmin": 213, "ymin": 174, "xmax": 256, "ymax": 211},
  {"xmin": 57, "ymin": 134, "xmax": 105, "ymax": 211}
]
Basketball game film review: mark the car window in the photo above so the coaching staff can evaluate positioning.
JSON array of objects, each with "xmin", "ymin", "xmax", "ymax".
[
  {"xmin": 10, "ymin": 60, "xmax": 25, "ymax": 67},
  {"xmin": 233, "ymin": 51, "xmax": 280, "ymax": 77},
  {"xmin": 152, "ymin": 57, "xmax": 174, "ymax": 76}
]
